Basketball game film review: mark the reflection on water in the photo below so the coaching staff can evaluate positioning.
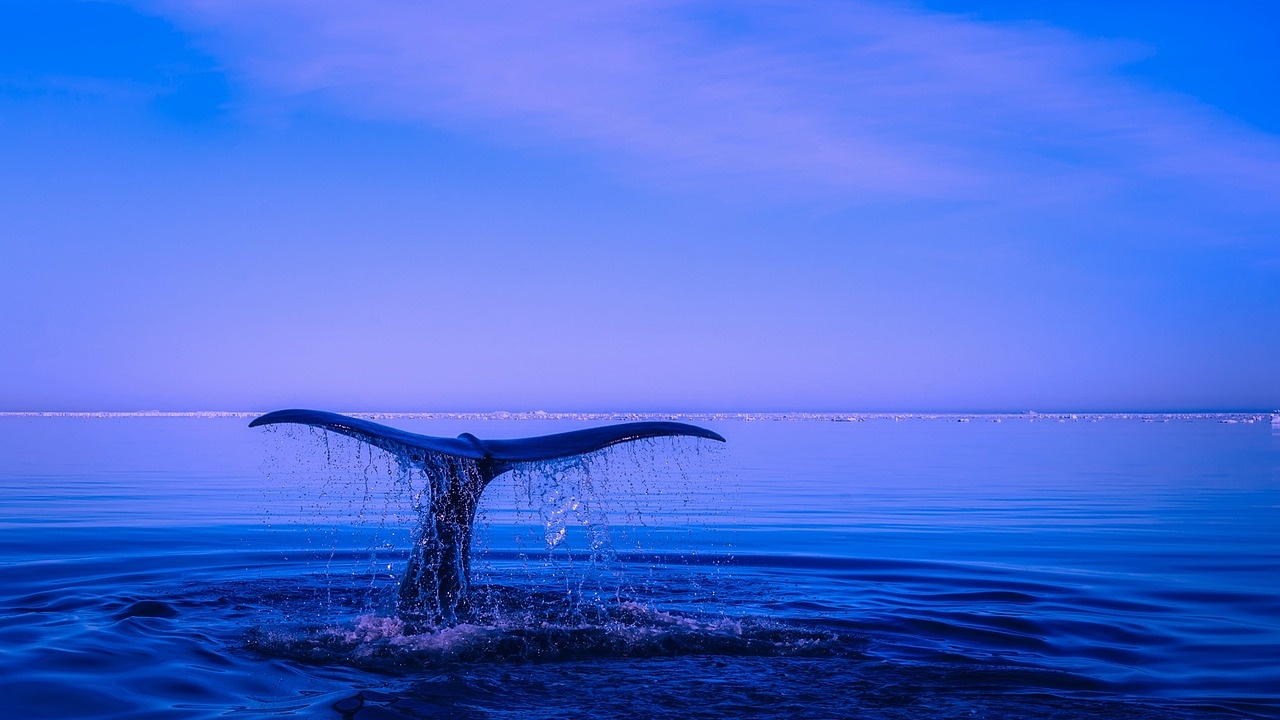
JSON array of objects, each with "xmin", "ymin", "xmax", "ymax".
[{"xmin": 0, "ymin": 414, "xmax": 1276, "ymax": 719}]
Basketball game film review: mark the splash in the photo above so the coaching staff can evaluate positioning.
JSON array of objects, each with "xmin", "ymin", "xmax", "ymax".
[
  {"xmin": 244, "ymin": 587, "xmax": 848, "ymax": 670},
  {"xmin": 246, "ymin": 425, "xmax": 777, "ymax": 669}
]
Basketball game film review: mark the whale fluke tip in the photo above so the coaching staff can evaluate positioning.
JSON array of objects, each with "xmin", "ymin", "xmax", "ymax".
[
  {"xmin": 249, "ymin": 409, "xmax": 335, "ymax": 428},
  {"xmin": 698, "ymin": 428, "xmax": 727, "ymax": 443}
]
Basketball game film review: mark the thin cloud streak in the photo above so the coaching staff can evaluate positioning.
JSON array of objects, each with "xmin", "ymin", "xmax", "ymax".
[{"xmin": 149, "ymin": 0, "xmax": 1280, "ymax": 206}]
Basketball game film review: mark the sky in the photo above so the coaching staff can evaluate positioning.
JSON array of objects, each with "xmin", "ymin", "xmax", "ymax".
[{"xmin": 1, "ymin": 0, "xmax": 1278, "ymax": 413}]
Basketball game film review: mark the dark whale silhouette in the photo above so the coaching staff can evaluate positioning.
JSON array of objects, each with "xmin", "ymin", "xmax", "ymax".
[{"xmin": 250, "ymin": 409, "xmax": 725, "ymax": 622}]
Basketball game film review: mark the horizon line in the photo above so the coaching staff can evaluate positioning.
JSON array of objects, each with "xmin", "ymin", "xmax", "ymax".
[{"xmin": 1, "ymin": 409, "xmax": 1275, "ymax": 419}]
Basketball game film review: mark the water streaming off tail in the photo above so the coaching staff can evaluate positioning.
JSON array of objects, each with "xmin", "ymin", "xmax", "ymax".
[{"xmin": 250, "ymin": 424, "xmax": 765, "ymax": 664}]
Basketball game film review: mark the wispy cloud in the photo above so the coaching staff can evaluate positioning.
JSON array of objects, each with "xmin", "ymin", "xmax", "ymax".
[{"xmin": 148, "ymin": 0, "xmax": 1280, "ymax": 204}]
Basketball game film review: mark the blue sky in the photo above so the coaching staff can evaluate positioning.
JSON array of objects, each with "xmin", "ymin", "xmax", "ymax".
[{"xmin": 1, "ymin": 0, "xmax": 1277, "ymax": 412}]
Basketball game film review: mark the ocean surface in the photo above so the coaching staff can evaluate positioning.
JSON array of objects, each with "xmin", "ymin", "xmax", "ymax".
[{"xmin": 1, "ymin": 412, "xmax": 1277, "ymax": 719}]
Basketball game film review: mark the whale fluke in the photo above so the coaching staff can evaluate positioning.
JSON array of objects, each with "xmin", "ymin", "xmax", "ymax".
[
  {"xmin": 250, "ymin": 408, "xmax": 724, "ymax": 466},
  {"xmin": 250, "ymin": 409, "xmax": 725, "ymax": 623}
]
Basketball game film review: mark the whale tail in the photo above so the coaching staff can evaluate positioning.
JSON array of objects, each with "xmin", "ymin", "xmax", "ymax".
[
  {"xmin": 250, "ymin": 409, "xmax": 725, "ymax": 622},
  {"xmin": 249, "ymin": 408, "xmax": 723, "ymax": 475}
]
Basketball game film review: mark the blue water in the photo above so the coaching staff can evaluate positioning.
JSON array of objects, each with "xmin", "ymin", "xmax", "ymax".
[{"xmin": 1, "ymin": 413, "xmax": 1277, "ymax": 719}]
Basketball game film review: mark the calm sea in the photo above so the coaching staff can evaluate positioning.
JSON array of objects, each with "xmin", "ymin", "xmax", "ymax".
[{"xmin": 1, "ymin": 413, "xmax": 1276, "ymax": 719}]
